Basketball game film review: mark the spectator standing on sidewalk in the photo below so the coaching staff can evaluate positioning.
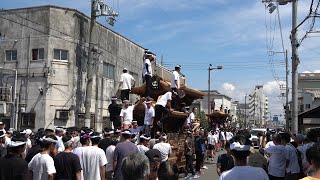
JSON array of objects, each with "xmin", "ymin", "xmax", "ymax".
[
  {"xmin": 194, "ymin": 132, "xmax": 204, "ymax": 175},
  {"xmin": 216, "ymin": 141, "xmax": 234, "ymax": 176},
  {"xmin": 184, "ymin": 130, "xmax": 199, "ymax": 179},
  {"xmin": 207, "ymin": 130, "xmax": 216, "ymax": 161},
  {"xmin": 219, "ymin": 134, "xmax": 269, "ymax": 180}
]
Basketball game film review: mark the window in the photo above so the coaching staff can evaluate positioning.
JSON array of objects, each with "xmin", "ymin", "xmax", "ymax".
[
  {"xmin": 53, "ymin": 49, "xmax": 68, "ymax": 61},
  {"xmin": 305, "ymin": 104, "xmax": 311, "ymax": 109},
  {"xmin": 32, "ymin": 48, "xmax": 44, "ymax": 60},
  {"xmin": 103, "ymin": 62, "xmax": 115, "ymax": 79},
  {"xmin": 5, "ymin": 50, "xmax": 17, "ymax": 61},
  {"xmin": 21, "ymin": 113, "xmax": 35, "ymax": 128},
  {"xmin": 55, "ymin": 110, "xmax": 69, "ymax": 120}
]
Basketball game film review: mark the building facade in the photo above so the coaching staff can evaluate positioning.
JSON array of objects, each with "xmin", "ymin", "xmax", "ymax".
[
  {"xmin": 248, "ymin": 85, "xmax": 268, "ymax": 127},
  {"xmin": 0, "ymin": 6, "xmax": 183, "ymax": 131},
  {"xmin": 194, "ymin": 90, "xmax": 232, "ymax": 114}
]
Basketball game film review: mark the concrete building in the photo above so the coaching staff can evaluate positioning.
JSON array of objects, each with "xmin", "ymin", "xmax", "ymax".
[
  {"xmin": 248, "ymin": 85, "xmax": 268, "ymax": 127},
  {"xmin": 194, "ymin": 90, "xmax": 232, "ymax": 115},
  {"xmin": 296, "ymin": 73, "xmax": 320, "ymax": 132},
  {"xmin": 0, "ymin": 6, "xmax": 184, "ymax": 131},
  {"xmin": 298, "ymin": 73, "xmax": 320, "ymax": 113}
]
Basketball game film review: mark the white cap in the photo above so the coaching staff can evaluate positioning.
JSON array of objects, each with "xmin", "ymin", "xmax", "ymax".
[
  {"xmin": 230, "ymin": 142, "xmax": 251, "ymax": 151},
  {"xmin": 123, "ymin": 68, "xmax": 128, "ymax": 71}
]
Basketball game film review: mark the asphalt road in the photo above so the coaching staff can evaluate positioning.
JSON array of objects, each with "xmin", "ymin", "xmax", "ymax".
[{"xmin": 179, "ymin": 150, "xmax": 223, "ymax": 180}]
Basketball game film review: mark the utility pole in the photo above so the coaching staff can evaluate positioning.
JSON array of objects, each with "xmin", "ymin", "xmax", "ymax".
[
  {"xmin": 161, "ymin": 55, "xmax": 164, "ymax": 66},
  {"xmin": 285, "ymin": 49, "xmax": 290, "ymax": 130},
  {"xmin": 84, "ymin": 0, "xmax": 119, "ymax": 128},
  {"xmin": 84, "ymin": 0, "xmax": 96, "ymax": 128},
  {"xmin": 245, "ymin": 94, "xmax": 247, "ymax": 128},
  {"xmin": 208, "ymin": 64, "xmax": 212, "ymax": 121},
  {"xmin": 291, "ymin": 0, "xmax": 299, "ymax": 133}
]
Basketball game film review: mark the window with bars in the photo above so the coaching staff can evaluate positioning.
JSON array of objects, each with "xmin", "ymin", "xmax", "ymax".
[
  {"xmin": 5, "ymin": 50, "xmax": 17, "ymax": 61},
  {"xmin": 21, "ymin": 113, "xmax": 35, "ymax": 128},
  {"xmin": 53, "ymin": 49, "xmax": 68, "ymax": 61},
  {"xmin": 32, "ymin": 48, "xmax": 44, "ymax": 60},
  {"xmin": 103, "ymin": 62, "xmax": 115, "ymax": 79}
]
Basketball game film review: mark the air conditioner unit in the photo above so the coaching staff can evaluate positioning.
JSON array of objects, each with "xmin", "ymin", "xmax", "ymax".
[{"xmin": 55, "ymin": 110, "xmax": 69, "ymax": 120}]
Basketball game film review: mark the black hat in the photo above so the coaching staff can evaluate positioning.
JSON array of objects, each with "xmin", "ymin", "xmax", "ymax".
[{"xmin": 145, "ymin": 149, "xmax": 161, "ymax": 162}]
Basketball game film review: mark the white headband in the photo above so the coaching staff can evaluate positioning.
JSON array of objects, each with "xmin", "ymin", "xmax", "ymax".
[
  {"xmin": 40, "ymin": 137, "xmax": 58, "ymax": 143},
  {"xmin": 140, "ymin": 135, "xmax": 151, "ymax": 140},
  {"xmin": 63, "ymin": 137, "xmax": 75, "ymax": 147},
  {"xmin": 230, "ymin": 142, "xmax": 251, "ymax": 151},
  {"xmin": 8, "ymin": 141, "xmax": 26, "ymax": 147}
]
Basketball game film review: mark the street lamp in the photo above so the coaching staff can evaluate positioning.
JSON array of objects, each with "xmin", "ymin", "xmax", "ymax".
[
  {"xmin": 0, "ymin": 67, "xmax": 18, "ymax": 130},
  {"xmin": 208, "ymin": 64, "xmax": 223, "ymax": 121}
]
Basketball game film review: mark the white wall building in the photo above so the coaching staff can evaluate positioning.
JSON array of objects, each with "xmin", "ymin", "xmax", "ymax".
[{"xmin": 248, "ymin": 85, "xmax": 268, "ymax": 126}]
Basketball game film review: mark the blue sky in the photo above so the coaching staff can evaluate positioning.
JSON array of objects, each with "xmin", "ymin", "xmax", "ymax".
[{"xmin": 2, "ymin": 0, "xmax": 320, "ymax": 118}]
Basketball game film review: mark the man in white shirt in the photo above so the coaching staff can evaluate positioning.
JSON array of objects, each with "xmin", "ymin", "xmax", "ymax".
[
  {"xmin": 207, "ymin": 131, "xmax": 215, "ymax": 161},
  {"xmin": 144, "ymin": 98, "xmax": 155, "ymax": 136},
  {"xmin": 219, "ymin": 135, "xmax": 269, "ymax": 180},
  {"xmin": 80, "ymin": 132, "xmax": 107, "ymax": 180},
  {"xmin": 55, "ymin": 127, "xmax": 65, "ymax": 153},
  {"xmin": 143, "ymin": 50, "xmax": 156, "ymax": 97},
  {"xmin": 226, "ymin": 130, "xmax": 234, "ymax": 141},
  {"xmin": 120, "ymin": 100, "xmax": 135, "ymax": 130},
  {"xmin": 137, "ymin": 135, "xmax": 150, "ymax": 154},
  {"xmin": 153, "ymin": 135, "xmax": 172, "ymax": 162},
  {"xmin": 118, "ymin": 68, "xmax": 135, "ymax": 102},
  {"xmin": 281, "ymin": 133, "xmax": 300, "ymax": 180},
  {"xmin": 155, "ymin": 91, "xmax": 174, "ymax": 127},
  {"xmin": 129, "ymin": 121, "xmax": 143, "ymax": 144},
  {"xmin": 105, "ymin": 140, "xmax": 117, "ymax": 180},
  {"xmin": 171, "ymin": 64, "xmax": 181, "ymax": 91},
  {"xmin": 28, "ymin": 135, "xmax": 58, "ymax": 180},
  {"xmin": 265, "ymin": 134, "xmax": 287, "ymax": 180}
]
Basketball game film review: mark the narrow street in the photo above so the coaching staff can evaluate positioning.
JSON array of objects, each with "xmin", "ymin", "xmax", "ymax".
[{"xmin": 179, "ymin": 150, "xmax": 223, "ymax": 180}]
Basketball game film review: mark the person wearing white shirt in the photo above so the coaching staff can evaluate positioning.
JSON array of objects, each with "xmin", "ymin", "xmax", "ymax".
[
  {"xmin": 28, "ymin": 135, "xmax": 58, "ymax": 180},
  {"xmin": 171, "ymin": 65, "xmax": 181, "ymax": 91},
  {"xmin": 153, "ymin": 136, "xmax": 172, "ymax": 162},
  {"xmin": 120, "ymin": 100, "xmax": 135, "ymax": 129},
  {"xmin": 137, "ymin": 135, "xmax": 150, "ymax": 154},
  {"xmin": 144, "ymin": 98, "xmax": 155, "ymax": 136},
  {"xmin": 155, "ymin": 92, "xmax": 174, "ymax": 127},
  {"xmin": 207, "ymin": 131, "xmax": 216, "ymax": 161},
  {"xmin": 265, "ymin": 134, "xmax": 287, "ymax": 180},
  {"xmin": 143, "ymin": 50, "xmax": 156, "ymax": 97},
  {"xmin": 118, "ymin": 68, "xmax": 135, "ymax": 102},
  {"xmin": 265, "ymin": 141, "xmax": 275, "ymax": 149},
  {"xmin": 226, "ymin": 131, "xmax": 233, "ymax": 141},
  {"xmin": 55, "ymin": 127, "xmax": 65, "ymax": 153},
  {"xmin": 219, "ymin": 135, "xmax": 269, "ymax": 180},
  {"xmin": 105, "ymin": 140, "xmax": 117, "ymax": 180},
  {"xmin": 129, "ymin": 121, "xmax": 143, "ymax": 144},
  {"xmin": 281, "ymin": 133, "xmax": 300, "ymax": 180}
]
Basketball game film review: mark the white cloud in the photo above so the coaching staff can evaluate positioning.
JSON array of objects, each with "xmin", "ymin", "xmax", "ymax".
[
  {"xmin": 222, "ymin": 83, "xmax": 235, "ymax": 92},
  {"xmin": 263, "ymin": 81, "xmax": 284, "ymax": 96},
  {"xmin": 313, "ymin": 70, "xmax": 320, "ymax": 73}
]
